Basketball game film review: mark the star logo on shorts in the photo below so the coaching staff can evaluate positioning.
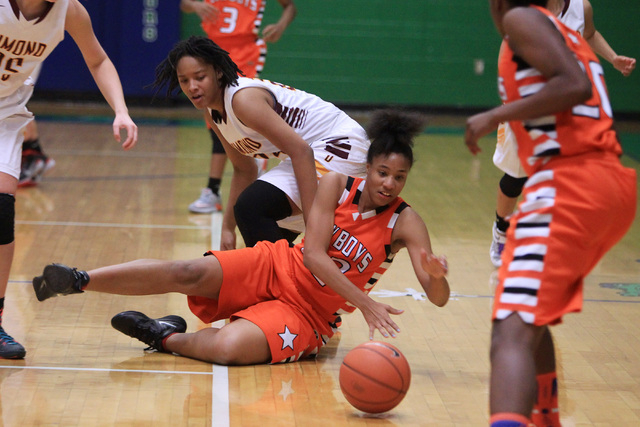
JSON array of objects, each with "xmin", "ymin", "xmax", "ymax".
[{"xmin": 278, "ymin": 325, "xmax": 298, "ymax": 351}]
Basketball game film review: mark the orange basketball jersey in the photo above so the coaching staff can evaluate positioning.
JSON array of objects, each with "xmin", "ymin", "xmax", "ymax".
[
  {"xmin": 291, "ymin": 176, "xmax": 409, "ymax": 319},
  {"xmin": 498, "ymin": 5, "xmax": 622, "ymax": 177},
  {"xmin": 200, "ymin": 0, "xmax": 266, "ymax": 77}
]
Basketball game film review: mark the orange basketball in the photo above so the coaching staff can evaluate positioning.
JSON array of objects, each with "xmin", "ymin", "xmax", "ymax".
[{"xmin": 339, "ymin": 341, "xmax": 411, "ymax": 413}]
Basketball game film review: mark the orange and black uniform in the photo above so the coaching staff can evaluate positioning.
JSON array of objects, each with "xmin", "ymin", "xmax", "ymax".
[
  {"xmin": 493, "ymin": 5, "xmax": 637, "ymax": 326},
  {"xmin": 188, "ymin": 177, "xmax": 408, "ymax": 363},
  {"xmin": 200, "ymin": 0, "xmax": 266, "ymax": 78}
]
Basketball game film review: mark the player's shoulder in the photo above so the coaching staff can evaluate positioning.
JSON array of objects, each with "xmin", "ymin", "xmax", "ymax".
[{"xmin": 320, "ymin": 171, "xmax": 349, "ymax": 190}]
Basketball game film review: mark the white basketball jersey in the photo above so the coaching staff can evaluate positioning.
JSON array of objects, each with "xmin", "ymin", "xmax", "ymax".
[
  {"xmin": 212, "ymin": 77, "xmax": 363, "ymax": 158},
  {"xmin": 558, "ymin": 0, "xmax": 585, "ymax": 35},
  {"xmin": 0, "ymin": 0, "xmax": 69, "ymax": 98}
]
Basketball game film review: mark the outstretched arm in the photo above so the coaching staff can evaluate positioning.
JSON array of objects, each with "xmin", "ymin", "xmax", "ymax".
[
  {"xmin": 303, "ymin": 173, "xmax": 404, "ymax": 340},
  {"xmin": 64, "ymin": 0, "xmax": 137, "ymax": 149},
  {"xmin": 582, "ymin": 0, "xmax": 635, "ymax": 76},
  {"xmin": 392, "ymin": 208, "xmax": 450, "ymax": 307},
  {"xmin": 262, "ymin": 0, "xmax": 297, "ymax": 43}
]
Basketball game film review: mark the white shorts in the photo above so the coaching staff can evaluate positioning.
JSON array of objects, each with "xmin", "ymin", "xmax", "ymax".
[
  {"xmin": 259, "ymin": 127, "xmax": 370, "ymax": 233},
  {"xmin": 0, "ymin": 82, "xmax": 36, "ymax": 179},
  {"xmin": 493, "ymin": 122, "xmax": 527, "ymax": 179}
]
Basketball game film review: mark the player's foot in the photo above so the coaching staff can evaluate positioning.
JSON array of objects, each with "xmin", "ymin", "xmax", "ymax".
[
  {"xmin": 188, "ymin": 188, "xmax": 222, "ymax": 214},
  {"xmin": 111, "ymin": 311, "xmax": 187, "ymax": 352},
  {"xmin": 490, "ymin": 222, "xmax": 507, "ymax": 268},
  {"xmin": 0, "ymin": 326, "xmax": 26, "ymax": 359},
  {"xmin": 18, "ymin": 153, "xmax": 46, "ymax": 187},
  {"xmin": 32, "ymin": 263, "xmax": 89, "ymax": 302},
  {"xmin": 34, "ymin": 156, "xmax": 56, "ymax": 183}
]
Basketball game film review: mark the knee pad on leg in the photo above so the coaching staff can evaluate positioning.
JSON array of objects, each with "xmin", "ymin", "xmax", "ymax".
[
  {"xmin": 234, "ymin": 181, "xmax": 293, "ymax": 246},
  {"xmin": 0, "ymin": 193, "xmax": 15, "ymax": 245},
  {"xmin": 235, "ymin": 180, "xmax": 292, "ymax": 223},
  {"xmin": 499, "ymin": 174, "xmax": 528, "ymax": 198}
]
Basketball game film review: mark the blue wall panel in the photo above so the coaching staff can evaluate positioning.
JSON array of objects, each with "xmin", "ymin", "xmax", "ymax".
[{"xmin": 37, "ymin": 0, "xmax": 180, "ymax": 98}]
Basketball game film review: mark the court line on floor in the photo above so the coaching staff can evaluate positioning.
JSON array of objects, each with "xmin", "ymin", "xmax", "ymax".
[
  {"xmin": 210, "ymin": 212, "xmax": 230, "ymax": 427},
  {"xmin": 8, "ymin": 212, "xmax": 230, "ymax": 426},
  {"xmin": 10, "ymin": 277, "xmax": 640, "ymax": 305},
  {"xmin": 0, "ymin": 364, "xmax": 212, "ymax": 376},
  {"xmin": 16, "ymin": 219, "xmax": 208, "ymax": 230}
]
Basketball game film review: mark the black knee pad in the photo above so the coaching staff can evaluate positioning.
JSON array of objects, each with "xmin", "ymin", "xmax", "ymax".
[
  {"xmin": 0, "ymin": 193, "xmax": 15, "ymax": 245},
  {"xmin": 499, "ymin": 174, "xmax": 528, "ymax": 198},
  {"xmin": 209, "ymin": 129, "xmax": 226, "ymax": 154},
  {"xmin": 279, "ymin": 227, "xmax": 300, "ymax": 246},
  {"xmin": 234, "ymin": 181, "xmax": 293, "ymax": 246}
]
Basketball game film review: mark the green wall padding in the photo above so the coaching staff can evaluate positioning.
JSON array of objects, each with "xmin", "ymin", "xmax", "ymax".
[{"xmin": 181, "ymin": 0, "xmax": 640, "ymax": 114}]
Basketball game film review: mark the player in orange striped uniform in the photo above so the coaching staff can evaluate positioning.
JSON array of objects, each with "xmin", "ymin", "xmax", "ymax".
[
  {"xmin": 180, "ymin": 0, "xmax": 296, "ymax": 214},
  {"xmin": 489, "ymin": 0, "xmax": 636, "ymax": 268},
  {"xmin": 32, "ymin": 110, "xmax": 450, "ymax": 365},
  {"xmin": 465, "ymin": 1, "xmax": 637, "ymax": 426}
]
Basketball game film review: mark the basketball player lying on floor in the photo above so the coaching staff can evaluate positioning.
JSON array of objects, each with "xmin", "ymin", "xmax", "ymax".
[
  {"xmin": 33, "ymin": 111, "xmax": 450, "ymax": 365},
  {"xmin": 32, "ymin": 110, "xmax": 450, "ymax": 366}
]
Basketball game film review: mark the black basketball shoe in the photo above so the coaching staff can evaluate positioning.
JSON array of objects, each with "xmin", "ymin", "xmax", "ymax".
[
  {"xmin": 32, "ymin": 264, "xmax": 89, "ymax": 302},
  {"xmin": 111, "ymin": 311, "xmax": 187, "ymax": 353},
  {"xmin": 0, "ymin": 326, "xmax": 26, "ymax": 359}
]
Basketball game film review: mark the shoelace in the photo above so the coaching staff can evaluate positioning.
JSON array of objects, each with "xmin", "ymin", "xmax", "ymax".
[
  {"xmin": 69, "ymin": 268, "xmax": 88, "ymax": 292},
  {"xmin": 130, "ymin": 321, "xmax": 163, "ymax": 351},
  {"xmin": 0, "ymin": 328, "xmax": 18, "ymax": 345}
]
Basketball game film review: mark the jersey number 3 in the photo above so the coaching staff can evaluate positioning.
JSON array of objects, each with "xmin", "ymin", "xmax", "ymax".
[{"xmin": 219, "ymin": 7, "xmax": 239, "ymax": 34}]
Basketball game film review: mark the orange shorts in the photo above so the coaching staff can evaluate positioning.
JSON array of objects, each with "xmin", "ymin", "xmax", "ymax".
[
  {"xmin": 187, "ymin": 240, "xmax": 333, "ymax": 363},
  {"xmin": 493, "ymin": 152, "xmax": 637, "ymax": 326}
]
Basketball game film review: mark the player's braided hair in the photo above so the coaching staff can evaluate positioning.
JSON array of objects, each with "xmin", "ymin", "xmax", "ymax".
[
  {"xmin": 365, "ymin": 110, "xmax": 425, "ymax": 167},
  {"xmin": 151, "ymin": 36, "xmax": 243, "ymax": 97}
]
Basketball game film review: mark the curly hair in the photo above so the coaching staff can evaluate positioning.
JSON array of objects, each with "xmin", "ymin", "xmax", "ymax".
[
  {"xmin": 151, "ymin": 36, "xmax": 243, "ymax": 97},
  {"xmin": 365, "ymin": 110, "xmax": 426, "ymax": 167}
]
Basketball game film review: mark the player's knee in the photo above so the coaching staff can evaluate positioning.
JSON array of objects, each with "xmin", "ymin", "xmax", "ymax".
[
  {"xmin": 169, "ymin": 260, "xmax": 207, "ymax": 288},
  {"xmin": 210, "ymin": 325, "xmax": 271, "ymax": 365},
  {"xmin": 499, "ymin": 174, "xmax": 528, "ymax": 198},
  {"xmin": 0, "ymin": 193, "xmax": 16, "ymax": 245},
  {"xmin": 210, "ymin": 330, "xmax": 246, "ymax": 365},
  {"xmin": 234, "ymin": 181, "xmax": 291, "ymax": 224}
]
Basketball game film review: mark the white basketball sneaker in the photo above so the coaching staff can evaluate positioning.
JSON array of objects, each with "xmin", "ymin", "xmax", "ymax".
[
  {"xmin": 490, "ymin": 222, "xmax": 507, "ymax": 268},
  {"xmin": 188, "ymin": 188, "xmax": 222, "ymax": 214}
]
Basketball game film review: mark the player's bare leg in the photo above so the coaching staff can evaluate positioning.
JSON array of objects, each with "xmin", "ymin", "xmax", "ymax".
[
  {"xmin": 490, "ymin": 313, "xmax": 545, "ymax": 417},
  {"xmin": 33, "ymin": 256, "xmax": 224, "ymax": 301},
  {"xmin": 166, "ymin": 319, "xmax": 271, "ymax": 365}
]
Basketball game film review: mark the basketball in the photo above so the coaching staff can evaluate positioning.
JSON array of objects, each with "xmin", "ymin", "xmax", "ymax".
[{"xmin": 339, "ymin": 341, "xmax": 411, "ymax": 413}]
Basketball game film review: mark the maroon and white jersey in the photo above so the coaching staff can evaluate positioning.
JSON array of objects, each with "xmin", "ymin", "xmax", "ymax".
[
  {"xmin": 0, "ymin": 0, "xmax": 69, "ymax": 98},
  {"xmin": 211, "ymin": 77, "xmax": 368, "ymax": 160}
]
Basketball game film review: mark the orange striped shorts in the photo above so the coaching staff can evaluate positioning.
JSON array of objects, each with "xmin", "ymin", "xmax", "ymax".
[{"xmin": 493, "ymin": 153, "xmax": 637, "ymax": 325}]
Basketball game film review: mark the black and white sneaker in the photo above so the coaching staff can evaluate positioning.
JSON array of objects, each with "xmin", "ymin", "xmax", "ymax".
[
  {"xmin": 32, "ymin": 264, "xmax": 88, "ymax": 302},
  {"xmin": 111, "ymin": 311, "xmax": 187, "ymax": 353}
]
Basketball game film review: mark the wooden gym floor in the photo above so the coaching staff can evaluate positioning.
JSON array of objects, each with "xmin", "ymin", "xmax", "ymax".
[{"xmin": 1, "ymin": 106, "xmax": 639, "ymax": 426}]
